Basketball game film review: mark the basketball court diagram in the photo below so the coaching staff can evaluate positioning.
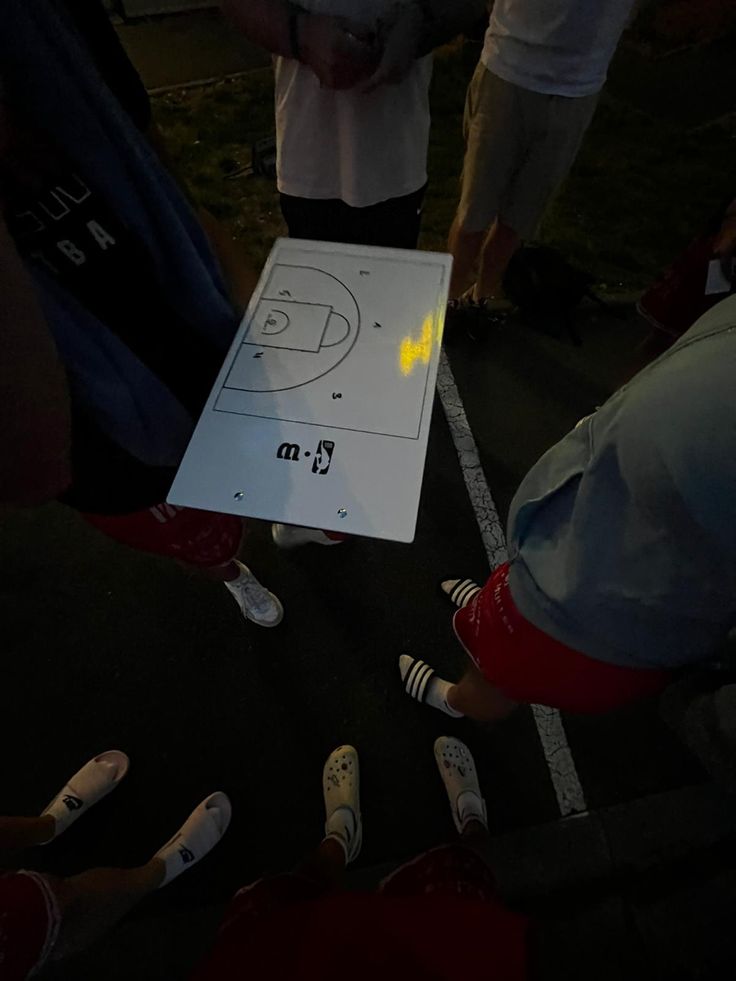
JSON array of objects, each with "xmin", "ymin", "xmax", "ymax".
[
  {"xmin": 170, "ymin": 240, "xmax": 452, "ymax": 542},
  {"xmin": 222, "ymin": 264, "xmax": 360, "ymax": 393},
  {"xmin": 214, "ymin": 250, "xmax": 449, "ymax": 441}
]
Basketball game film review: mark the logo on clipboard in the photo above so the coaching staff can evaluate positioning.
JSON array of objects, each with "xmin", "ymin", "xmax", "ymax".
[
  {"xmin": 276, "ymin": 439, "xmax": 336, "ymax": 476},
  {"xmin": 277, "ymin": 442, "xmax": 301, "ymax": 461},
  {"xmin": 311, "ymin": 440, "xmax": 334, "ymax": 475}
]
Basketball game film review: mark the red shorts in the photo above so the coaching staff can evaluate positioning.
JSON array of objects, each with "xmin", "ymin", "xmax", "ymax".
[
  {"xmin": 453, "ymin": 563, "xmax": 671, "ymax": 714},
  {"xmin": 191, "ymin": 846, "xmax": 527, "ymax": 981},
  {"xmin": 83, "ymin": 504, "xmax": 243, "ymax": 569},
  {"xmin": 0, "ymin": 872, "xmax": 60, "ymax": 981}
]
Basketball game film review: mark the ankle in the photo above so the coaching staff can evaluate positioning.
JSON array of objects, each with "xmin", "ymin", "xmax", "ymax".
[
  {"xmin": 297, "ymin": 837, "xmax": 347, "ymax": 886},
  {"xmin": 142, "ymin": 857, "xmax": 166, "ymax": 890},
  {"xmin": 37, "ymin": 814, "xmax": 56, "ymax": 844},
  {"xmin": 320, "ymin": 834, "xmax": 348, "ymax": 865},
  {"xmin": 202, "ymin": 565, "xmax": 239, "ymax": 583},
  {"xmin": 461, "ymin": 818, "xmax": 489, "ymax": 842},
  {"xmin": 221, "ymin": 561, "xmax": 243, "ymax": 583},
  {"xmin": 0, "ymin": 814, "xmax": 57, "ymax": 848},
  {"xmin": 446, "ymin": 685, "xmax": 460, "ymax": 713}
]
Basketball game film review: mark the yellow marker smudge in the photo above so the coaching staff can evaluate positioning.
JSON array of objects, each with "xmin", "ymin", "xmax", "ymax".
[{"xmin": 399, "ymin": 314, "xmax": 436, "ymax": 376}]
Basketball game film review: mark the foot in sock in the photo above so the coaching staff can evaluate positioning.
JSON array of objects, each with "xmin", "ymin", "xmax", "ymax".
[
  {"xmin": 399, "ymin": 655, "xmax": 463, "ymax": 718},
  {"xmin": 153, "ymin": 792, "xmax": 231, "ymax": 887}
]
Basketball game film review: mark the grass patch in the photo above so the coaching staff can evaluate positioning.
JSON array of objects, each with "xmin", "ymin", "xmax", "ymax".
[{"xmin": 154, "ymin": 46, "xmax": 736, "ymax": 294}]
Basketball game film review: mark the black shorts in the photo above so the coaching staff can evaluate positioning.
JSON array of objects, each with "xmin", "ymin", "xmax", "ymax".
[{"xmin": 280, "ymin": 184, "xmax": 427, "ymax": 250}]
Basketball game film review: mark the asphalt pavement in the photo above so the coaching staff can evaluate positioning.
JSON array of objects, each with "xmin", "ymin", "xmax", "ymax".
[{"xmin": 4, "ymin": 302, "xmax": 736, "ymax": 979}]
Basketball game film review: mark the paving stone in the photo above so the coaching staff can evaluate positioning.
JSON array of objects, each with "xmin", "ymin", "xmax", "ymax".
[
  {"xmin": 533, "ymin": 896, "xmax": 650, "ymax": 981},
  {"xmin": 631, "ymin": 868, "xmax": 736, "ymax": 981},
  {"xmin": 487, "ymin": 812, "xmax": 612, "ymax": 900},
  {"xmin": 598, "ymin": 784, "xmax": 736, "ymax": 877}
]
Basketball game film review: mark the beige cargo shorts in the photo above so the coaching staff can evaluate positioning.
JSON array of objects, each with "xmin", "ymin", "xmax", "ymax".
[{"xmin": 456, "ymin": 63, "xmax": 599, "ymax": 237}]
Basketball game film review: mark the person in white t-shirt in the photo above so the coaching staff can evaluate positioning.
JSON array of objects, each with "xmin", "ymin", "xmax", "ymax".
[
  {"xmin": 222, "ymin": 0, "xmax": 484, "ymax": 249},
  {"xmin": 448, "ymin": 0, "xmax": 637, "ymax": 308}
]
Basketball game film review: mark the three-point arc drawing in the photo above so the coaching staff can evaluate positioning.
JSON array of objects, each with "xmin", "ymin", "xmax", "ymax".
[{"xmin": 224, "ymin": 264, "xmax": 360, "ymax": 393}]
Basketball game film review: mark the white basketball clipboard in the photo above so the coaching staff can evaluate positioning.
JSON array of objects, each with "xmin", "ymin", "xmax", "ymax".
[{"xmin": 167, "ymin": 239, "xmax": 452, "ymax": 543}]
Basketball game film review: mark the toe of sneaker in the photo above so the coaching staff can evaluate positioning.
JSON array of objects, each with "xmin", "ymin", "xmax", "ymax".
[{"xmin": 250, "ymin": 599, "xmax": 284, "ymax": 628}]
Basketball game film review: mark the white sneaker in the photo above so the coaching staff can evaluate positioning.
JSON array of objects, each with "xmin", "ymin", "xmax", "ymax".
[
  {"xmin": 224, "ymin": 560, "xmax": 283, "ymax": 628},
  {"xmin": 271, "ymin": 524, "xmax": 343, "ymax": 550}
]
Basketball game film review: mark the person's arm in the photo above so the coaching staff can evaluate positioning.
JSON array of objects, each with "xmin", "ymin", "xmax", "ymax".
[
  {"xmin": 220, "ymin": 0, "xmax": 378, "ymax": 89},
  {"xmin": 0, "ymin": 215, "xmax": 72, "ymax": 506},
  {"xmin": 361, "ymin": 0, "xmax": 487, "ymax": 92}
]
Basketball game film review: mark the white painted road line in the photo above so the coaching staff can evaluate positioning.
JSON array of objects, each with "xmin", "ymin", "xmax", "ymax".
[
  {"xmin": 529, "ymin": 704, "xmax": 587, "ymax": 816},
  {"xmin": 437, "ymin": 350, "xmax": 587, "ymax": 817},
  {"xmin": 436, "ymin": 351, "xmax": 508, "ymax": 570}
]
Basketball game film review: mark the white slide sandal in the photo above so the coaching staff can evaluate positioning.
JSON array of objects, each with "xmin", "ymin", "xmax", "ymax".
[
  {"xmin": 154, "ymin": 791, "xmax": 232, "ymax": 887},
  {"xmin": 41, "ymin": 750, "xmax": 130, "ymax": 840},
  {"xmin": 323, "ymin": 745, "xmax": 362, "ymax": 864},
  {"xmin": 400, "ymin": 655, "xmax": 437, "ymax": 705}
]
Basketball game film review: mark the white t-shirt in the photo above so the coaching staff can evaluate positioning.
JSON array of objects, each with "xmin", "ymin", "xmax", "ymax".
[
  {"xmin": 482, "ymin": 0, "xmax": 636, "ymax": 97},
  {"xmin": 274, "ymin": 0, "xmax": 432, "ymax": 207}
]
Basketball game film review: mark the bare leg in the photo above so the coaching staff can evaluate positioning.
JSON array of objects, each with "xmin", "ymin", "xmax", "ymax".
[
  {"xmin": 448, "ymin": 216, "xmax": 487, "ymax": 299},
  {"xmin": 199, "ymin": 559, "xmax": 241, "ymax": 583},
  {"xmin": 0, "ymin": 815, "xmax": 55, "ymax": 849},
  {"xmin": 447, "ymin": 662, "xmax": 518, "ymax": 722},
  {"xmin": 188, "ymin": 515, "xmax": 246, "ymax": 583},
  {"xmin": 462, "ymin": 819, "xmax": 490, "ymax": 843},
  {"xmin": 474, "ymin": 218, "xmax": 521, "ymax": 300},
  {"xmin": 51, "ymin": 858, "xmax": 165, "ymax": 959},
  {"xmin": 461, "ymin": 818, "xmax": 492, "ymax": 863},
  {"xmin": 295, "ymin": 837, "xmax": 346, "ymax": 889}
]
